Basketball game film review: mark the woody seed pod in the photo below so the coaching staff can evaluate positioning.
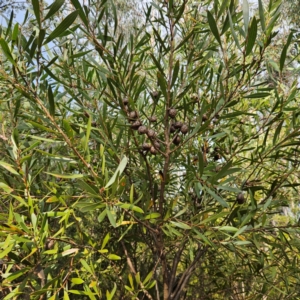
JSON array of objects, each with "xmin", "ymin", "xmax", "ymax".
[
  {"xmin": 236, "ymin": 193, "xmax": 245, "ymax": 204},
  {"xmin": 180, "ymin": 123, "xmax": 189, "ymax": 135},
  {"xmin": 147, "ymin": 129, "xmax": 156, "ymax": 138},
  {"xmin": 151, "ymin": 91, "xmax": 159, "ymax": 99},
  {"xmin": 173, "ymin": 135, "xmax": 181, "ymax": 145},
  {"xmin": 168, "ymin": 108, "xmax": 177, "ymax": 119},
  {"xmin": 131, "ymin": 120, "xmax": 142, "ymax": 130},
  {"xmin": 174, "ymin": 121, "xmax": 183, "ymax": 129},
  {"xmin": 138, "ymin": 126, "xmax": 148, "ymax": 135},
  {"xmin": 150, "ymin": 146, "xmax": 158, "ymax": 155},
  {"xmin": 202, "ymin": 114, "xmax": 208, "ymax": 122},
  {"xmin": 154, "ymin": 141, "xmax": 160, "ymax": 149},
  {"xmin": 123, "ymin": 97, "xmax": 129, "ymax": 105},
  {"xmin": 142, "ymin": 143, "xmax": 151, "ymax": 150},
  {"xmin": 128, "ymin": 111, "xmax": 138, "ymax": 120},
  {"xmin": 170, "ymin": 125, "xmax": 177, "ymax": 133},
  {"xmin": 149, "ymin": 116, "xmax": 157, "ymax": 123},
  {"xmin": 214, "ymin": 153, "xmax": 221, "ymax": 161},
  {"xmin": 190, "ymin": 93, "xmax": 199, "ymax": 101}
]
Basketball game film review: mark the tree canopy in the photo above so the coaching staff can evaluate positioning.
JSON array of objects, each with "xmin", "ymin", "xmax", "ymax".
[{"xmin": 1, "ymin": 0, "xmax": 300, "ymax": 299}]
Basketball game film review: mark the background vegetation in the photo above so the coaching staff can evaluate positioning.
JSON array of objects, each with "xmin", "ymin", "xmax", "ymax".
[{"xmin": 1, "ymin": 0, "xmax": 300, "ymax": 299}]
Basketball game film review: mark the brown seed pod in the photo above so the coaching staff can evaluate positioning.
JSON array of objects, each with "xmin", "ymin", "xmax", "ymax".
[
  {"xmin": 173, "ymin": 135, "xmax": 181, "ymax": 145},
  {"xmin": 123, "ymin": 97, "xmax": 129, "ymax": 105},
  {"xmin": 214, "ymin": 147, "xmax": 220, "ymax": 152},
  {"xmin": 138, "ymin": 125, "xmax": 148, "ymax": 135},
  {"xmin": 168, "ymin": 108, "xmax": 177, "ymax": 119},
  {"xmin": 45, "ymin": 239, "xmax": 55, "ymax": 250},
  {"xmin": 174, "ymin": 121, "xmax": 183, "ymax": 129},
  {"xmin": 147, "ymin": 129, "xmax": 156, "ymax": 138},
  {"xmin": 150, "ymin": 146, "xmax": 158, "ymax": 155},
  {"xmin": 142, "ymin": 143, "xmax": 151, "ymax": 150},
  {"xmin": 180, "ymin": 123, "xmax": 189, "ymax": 135},
  {"xmin": 128, "ymin": 111, "xmax": 138, "ymax": 120},
  {"xmin": 236, "ymin": 193, "xmax": 245, "ymax": 204},
  {"xmin": 131, "ymin": 120, "xmax": 142, "ymax": 130},
  {"xmin": 214, "ymin": 153, "xmax": 221, "ymax": 161},
  {"xmin": 154, "ymin": 141, "xmax": 160, "ymax": 149},
  {"xmin": 201, "ymin": 145, "xmax": 210, "ymax": 153},
  {"xmin": 149, "ymin": 116, "xmax": 157, "ymax": 123},
  {"xmin": 190, "ymin": 93, "xmax": 199, "ymax": 101},
  {"xmin": 202, "ymin": 114, "xmax": 208, "ymax": 122},
  {"xmin": 170, "ymin": 125, "xmax": 177, "ymax": 133},
  {"xmin": 151, "ymin": 91, "xmax": 159, "ymax": 99}
]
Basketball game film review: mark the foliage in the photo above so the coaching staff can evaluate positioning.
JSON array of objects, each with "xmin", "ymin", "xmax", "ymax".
[{"xmin": 1, "ymin": 0, "xmax": 300, "ymax": 299}]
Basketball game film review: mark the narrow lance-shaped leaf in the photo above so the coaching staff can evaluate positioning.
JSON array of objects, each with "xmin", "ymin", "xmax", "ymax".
[
  {"xmin": 246, "ymin": 16, "xmax": 257, "ymax": 56},
  {"xmin": 48, "ymin": 85, "xmax": 55, "ymax": 116},
  {"xmin": 44, "ymin": 0, "xmax": 65, "ymax": 21},
  {"xmin": 171, "ymin": 60, "xmax": 180, "ymax": 88},
  {"xmin": 228, "ymin": 10, "xmax": 241, "ymax": 50},
  {"xmin": 258, "ymin": 0, "xmax": 266, "ymax": 31},
  {"xmin": 243, "ymin": 0, "xmax": 249, "ymax": 33},
  {"xmin": 0, "ymin": 38, "xmax": 16, "ymax": 66},
  {"xmin": 157, "ymin": 71, "xmax": 168, "ymax": 100},
  {"xmin": 280, "ymin": 32, "xmax": 293, "ymax": 72},
  {"xmin": 70, "ymin": 0, "xmax": 89, "ymax": 28},
  {"xmin": 44, "ymin": 10, "xmax": 79, "ymax": 44},
  {"xmin": 32, "ymin": 0, "xmax": 41, "ymax": 27},
  {"xmin": 84, "ymin": 117, "xmax": 92, "ymax": 153},
  {"xmin": 207, "ymin": 11, "xmax": 223, "ymax": 48},
  {"xmin": 12, "ymin": 23, "xmax": 19, "ymax": 42},
  {"xmin": 105, "ymin": 156, "xmax": 128, "ymax": 188}
]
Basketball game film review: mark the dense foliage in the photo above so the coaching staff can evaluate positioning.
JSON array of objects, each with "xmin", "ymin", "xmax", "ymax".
[{"xmin": 1, "ymin": 0, "xmax": 300, "ymax": 299}]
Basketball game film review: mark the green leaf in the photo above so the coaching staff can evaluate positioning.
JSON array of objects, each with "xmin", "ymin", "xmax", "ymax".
[
  {"xmin": 0, "ymin": 38, "xmax": 16, "ymax": 66},
  {"xmin": 0, "ymin": 240, "xmax": 14, "ymax": 259},
  {"xmin": 157, "ymin": 71, "xmax": 168, "ymax": 100},
  {"xmin": 205, "ymin": 187, "xmax": 229, "ymax": 208},
  {"xmin": 143, "ymin": 213, "xmax": 161, "ymax": 220},
  {"xmin": 228, "ymin": 10, "xmax": 241, "ymax": 50},
  {"xmin": 32, "ymin": 0, "xmax": 41, "ymax": 27},
  {"xmin": 101, "ymin": 233, "xmax": 110, "ymax": 250},
  {"xmin": 80, "ymin": 259, "xmax": 93, "ymax": 275},
  {"xmin": 218, "ymin": 226, "xmax": 238, "ymax": 232},
  {"xmin": 273, "ymin": 120, "xmax": 283, "ymax": 145},
  {"xmin": 258, "ymin": 0, "xmax": 266, "ymax": 31},
  {"xmin": 106, "ymin": 209, "xmax": 116, "ymax": 228},
  {"xmin": 45, "ymin": 172, "xmax": 84, "ymax": 179},
  {"xmin": 116, "ymin": 203, "xmax": 144, "ymax": 214},
  {"xmin": 233, "ymin": 225, "xmax": 248, "ymax": 238},
  {"xmin": 107, "ymin": 254, "xmax": 121, "ymax": 260},
  {"xmin": 280, "ymin": 32, "xmax": 293, "ymax": 72},
  {"xmin": 77, "ymin": 180, "xmax": 99, "ymax": 196},
  {"xmin": 12, "ymin": 23, "xmax": 19, "ymax": 42},
  {"xmin": 70, "ymin": 0, "xmax": 89, "ymax": 28},
  {"xmin": 171, "ymin": 60, "xmax": 180, "ymax": 88},
  {"xmin": 143, "ymin": 271, "xmax": 154, "ymax": 285},
  {"xmin": 48, "ymin": 85, "xmax": 55, "ymax": 116},
  {"xmin": 0, "ymin": 182, "xmax": 13, "ymax": 193},
  {"xmin": 44, "ymin": 0, "xmax": 65, "ymax": 20},
  {"xmin": 243, "ymin": 0, "xmax": 249, "ymax": 33},
  {"xmin": 105, "ymin": 156, "xmax": 128, "ymax": 189},
  {"xmin": 244, "ymin": 92, "xmax": 270, "ymax": 99},
  {"xmin": 207, "ymin": 11, "xmax": 222, "ymax": 48},
  {"xmin": 84, "ymin": 117, "xmax": 92, "ymax": 153},
  {"xmin": 44, "ymin": 10, "xmax": 79, "ymax": 44},
  {"xmin": 0, "ymin": 161, "xmax": 19, "ymax": 176},
  {"xmin": 170, "ymin": 221, "xmax": 191, "ymax": 230},
  {"xmin": 71, "ymin": 278, "xmax": 85, "ymax": 285},
  {"xmin": 246, "ymin": 16, "xmax": 257, "ymax": 56}
]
